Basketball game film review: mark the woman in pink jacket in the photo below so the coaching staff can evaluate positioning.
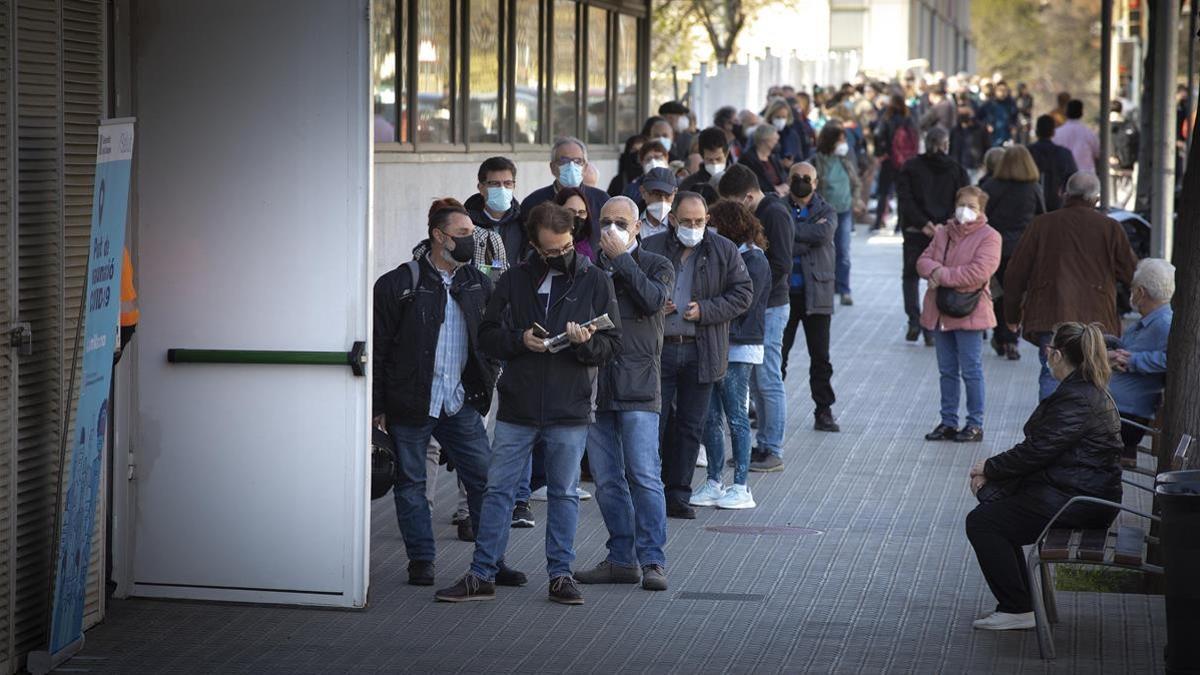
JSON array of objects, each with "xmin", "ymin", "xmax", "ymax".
[{"xmin": 917, "ymin": 186, "xmax": 1001, "ymax": 443}]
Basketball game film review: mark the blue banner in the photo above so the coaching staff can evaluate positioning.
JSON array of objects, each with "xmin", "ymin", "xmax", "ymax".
[{"xmin": 48, "ymin": 120, "xmax": 135, "ymax": 655}]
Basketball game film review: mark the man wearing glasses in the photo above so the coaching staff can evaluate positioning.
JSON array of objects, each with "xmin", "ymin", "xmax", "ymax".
[
  {"xmin": 574, "ymin": 195, "xmax": 675, "ymax": 592},
  {"xmin": 436, "ymin": 202, "xmax": 622, "ymax": 606},
  {"xmin": 465, "ymin": 156, "xmax": 525, "ymax": 268},
  {"xmin": 522, "ymin": 136, "xmax": 611, "ymax": 239}
]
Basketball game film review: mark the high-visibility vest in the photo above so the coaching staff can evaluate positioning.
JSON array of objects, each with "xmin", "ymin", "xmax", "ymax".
[{"xmin": 121, "ymin": 247, "xmax": 140, "ymax": 328}]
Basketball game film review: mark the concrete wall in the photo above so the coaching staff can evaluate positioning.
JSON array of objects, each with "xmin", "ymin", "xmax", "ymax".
[{"xmin": 373, "ymin": 153, "xmax": 618, "ymax": 274}]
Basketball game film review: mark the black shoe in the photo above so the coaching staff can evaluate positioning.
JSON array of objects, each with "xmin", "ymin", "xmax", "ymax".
[
  {"xmin": 924, "ymin": 424, "xmax": 958, "ymax": 441},
  {"xmin": 954, "ymin": 426, "xmax": 984, "ymax": 443},
  {"xmin": 495, "ymin": 563, "xmax": 528, "ymax": 587},
  {"xmin": 457, "ymin": 520, "xmax": 475, "ymax": 542},
  {"xmin": 1005, "ymin": 343, "xmax": 1021, "ymax": 361},
  {"xmin": 548, "ymin": 575, "xmax": 585, "ymax": 605},
  {"xmin": 434, "ymin": 573, "xmax": 495, "ymax": 602},
  {"xmin": 733, "ymin": 447, "xmax": 769, "ymax": 467},
  {"xmin": 511, "ymin": 501, "xmax": 535, "ymax": 528},
  {"xmin": 814, "ymin": 409, "xmax": 840, "ymax": 432},
  {"xmin": 408, "ymin": 560, "xmax": 435, "ymax": 586},
  {"xmin": 923, "ymin": 331, "xmax": 935, "ymax": 347},
  {"xmin": 905, "ymin": 324, "xmax": 921, "ymax": 342},
  {"xmin": 990, "ymin": 335, "xmax": 1005, "ymax": 356},
  {"xmin": 666, "ymin": 500, "xmax": 696, "ymax": 519}
]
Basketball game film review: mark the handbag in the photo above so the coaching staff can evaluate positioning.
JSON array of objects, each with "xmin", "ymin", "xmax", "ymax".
[
  {"xmin": 371, "ymin": 427, "xmax": 398, "ymax": 500},
  {"xmin": 934, "ymin": 236, "xmax": 984, "ymax": 318}
]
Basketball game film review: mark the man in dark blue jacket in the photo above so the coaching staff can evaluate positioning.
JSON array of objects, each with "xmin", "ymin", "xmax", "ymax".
[
  {"xmin": 1027, "ymin": 115, "xmax": 1078, "ymax": 212},
  {"xmin": 522, "ymin": 136, "xmax": 610, "ymax": 251},
  {"xmin": 436, "ymin": 202, "xmax": 621, "ymax": 606},
  {"xmin": 575, "ymin": 195, "xmax": 675, "ymax": 592}
]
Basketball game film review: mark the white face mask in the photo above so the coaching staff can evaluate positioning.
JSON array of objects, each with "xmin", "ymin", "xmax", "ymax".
[
  {"xmin": 771, "ymin": 117, "xmax": 787, "ymax": 131},
  {"xmin": 675, "ymin": 225, "xmax": 705, "ymax": 248},
  {"xmin": 955, "ymin": 206, "xmax": 978, "ymax": 223},
  {"xmin": 604, "ymin": 224, "xmax": 630, "ymax": 247},
  {"xmin": 674, "ymin": 116, "xmax": 689, "ymax": 133},
  {"xmin": 655, "ymin": 136, "xmax": 673, "ymax": 153},
  {"xmin": 834, "ymin": 142, "xmax": 850, "ymax": 156},
  {"xmin": 643, "ymin": 158, "xmax": 668, "ymax": 174},
  {"xmin": 704, "ymin": 161, "xmax": 726, "ymax": 176},
  {"xmin": 646, "ymin": 200, "xmax": 671, "ymax": 223}
]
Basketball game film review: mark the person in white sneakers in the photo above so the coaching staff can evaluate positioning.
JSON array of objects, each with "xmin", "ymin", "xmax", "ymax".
[{"xmin": 693, "ymin": 201, "xmax": 771, "ymax": 510}]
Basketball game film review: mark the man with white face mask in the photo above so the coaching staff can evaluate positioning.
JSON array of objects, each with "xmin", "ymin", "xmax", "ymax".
[
  {"xmin": 659, "ymin": 101, "xmax": 693, "ymax": 162},
  {"xmin": 679, "ymin": 127, "xmax": 729, "ymax": 205},
  {"xmin": 575, "ymin": 196, "xmax": 676, "ymax": 591},
  {"xmin": 636, "ymin": 167, "xmax": 678, "ymax": 239},
  {"xmin": 642, "ymin": 192, "xmax": 753, "ymax": 519}
]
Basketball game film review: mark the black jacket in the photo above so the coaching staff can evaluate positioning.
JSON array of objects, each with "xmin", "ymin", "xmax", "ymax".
[
  {"xmin": 463, "ymin": 193, "xmax": 526, "ymax": 268},
  {"xmin": 372, "ymin": 257, "xmax": 498, "ymax": 425},
  {"xmin": 730, "ymin": 246, "xmax": 770, "ymax": 345},
  {"xmin": 595, "ymin": 246, "xmax": 674, "ymax": 413},
  {"xmin": 1027, "ymin": 140, "xmax": 1079, "ymax": 212},
  {"xmin": 755, "ymin": 193, "xmax": 795, "ymax": 308},
  {"xmin": 949, "ymin": 122, "xmax": 988, "ymax": 170},
  {"xmin": 642, "ymin": 229, "xmax": 754, "ymax": 384},
  {"xmin": 985, "ymin": 371, "xmax": 1123, "ymax": 518},
  {"xmin": 787, "ymin": 192, "xmax": 837, "ymax": 315},
  {"xmin": 896, "ymin": 152, "xmax": 969, "ymax": 232},
  {"xmin": 678, "ymin": 168, "xmax": 720, "ymax": 205},
  {"xmin": 739, "ymin": 150, "xmax": 788, "ymax": 194},
  {"xmin": 982, "ymin": 179, "xmax": 1045, "ymax": 259},
  {"xmin": 479, "ymin": 253, "xmax": 621, "ymax": 427}
]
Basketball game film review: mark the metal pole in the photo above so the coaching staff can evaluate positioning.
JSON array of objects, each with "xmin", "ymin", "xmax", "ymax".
[
  {"xmin": 1101, "ymin": 0, "xmax": 1114, "ymax": 208},
  {"xmin": 1151, "ymin": 0, "xmax": 1180, "ymax": 260}
]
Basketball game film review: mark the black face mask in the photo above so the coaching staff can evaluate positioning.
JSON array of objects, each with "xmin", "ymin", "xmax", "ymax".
[
  {"xmin": 790, "ymin": 176, "xmax": 814, "ymax": 200},
  {"xmin": 543, "ymin": 248, "xmax": 575, "ymax": 273},
  {"xmin": 573, "ymin": 216, "xmax": 589, "ymax": 239},
  {"xmin": 443, "ymin": 233, "xmax": 475, "ymax": 264}
]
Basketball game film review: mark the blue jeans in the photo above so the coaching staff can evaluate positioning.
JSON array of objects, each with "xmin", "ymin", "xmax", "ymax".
[
  {"xmin": 1035, "ymin": 331, "xmax": 1059, "ymax": 401},
  {"xmin": 704, "ymin": 363, "xmax": 754, "ymax": 485},
  {"xmin": 471, "ymin": 421, "xmax": 588, "ymax": 581},
  {"xmin": 515, "ymin": 440, "xmax": 546, "ymax": 503},
  {"xmin": 752, "ymin": 305, "xmax": 788, "ymax": 458},
  {"xmin": 934, "ymin": 329, "xmax": 985, "ymax": 428},
  {"xmin": 835, "ymin": 210, "xmax": 853, "ymax": 294},
  {"xmin": 587, "ymin": 411, "xmax": 666, "ymax": 568},
  {"xmin": 389, "ymin": 407, "xmax": 491, "ymax": 562}
]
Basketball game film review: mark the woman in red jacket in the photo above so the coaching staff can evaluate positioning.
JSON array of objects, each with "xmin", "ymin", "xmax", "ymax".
[{"xmin": 917, "ymin": 186, "xmax": 1001, "ymax": 443}]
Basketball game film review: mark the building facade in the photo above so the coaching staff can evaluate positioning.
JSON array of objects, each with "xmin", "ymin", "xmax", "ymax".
[{"xmin": 831, "ymin": 0, "xmax": 973, "ymax": 77}]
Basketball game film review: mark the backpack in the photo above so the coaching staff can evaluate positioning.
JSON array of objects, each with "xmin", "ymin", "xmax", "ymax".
[{"xmin": 890, "ymin": 121, "xmax": 918, "ymax": 169}]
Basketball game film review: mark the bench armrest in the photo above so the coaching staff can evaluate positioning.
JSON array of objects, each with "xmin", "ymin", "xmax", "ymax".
[{"xmin": 1119, "ymin": 416, "xmax": 1159, "ymax": 435}]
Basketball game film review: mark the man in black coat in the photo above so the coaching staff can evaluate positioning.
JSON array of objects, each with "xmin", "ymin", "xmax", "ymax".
[
  {"xmin": 436, "ymin": 202, "xmax": 621, "ymax": 606},
  {"xmin": 575, "ymin": 195, "xmax": 675, "ymax": 592},
  {"xmin": 678, "ymin": 127, "xmax": 729, "ymax": 205},
  {"xmin": 463, "ymin": 155, "xmax": 526, "ymax": 268},
  {"xmin": 896, "ymin": 127, "xmax": 969, "ymax": 343},
  {"xmin": 1027, "ymin": 114, "xmax": 1078, "ymax": 212},
  {"xmin": 522, "ymin": 136, "xmax": 611, "ymax": 251}
]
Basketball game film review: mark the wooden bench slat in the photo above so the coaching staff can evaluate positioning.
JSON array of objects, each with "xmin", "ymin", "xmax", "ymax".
[
  {"xmin": 1113, "ymin": 525, "xmax": 1146, "ymax": 566},
  {"xmin": 1041, "ymin": 529, "xmax": 1072, "ymax": 560},
  {"xmin": 1076, "ymin": 529, "xmax": 1108, "ymax": 562}
]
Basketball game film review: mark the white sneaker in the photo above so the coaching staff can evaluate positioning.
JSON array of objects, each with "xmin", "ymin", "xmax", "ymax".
[
  {"xmin": 689, "ymin": 479, "xmax": 725, "ymax": 506},
  {"xmin": 972, "ymin": 611, "xmax": 1035, "ymax": 631},
  {"xmin": 529, "ymin": 486, "xmax": 548, "ymax": 502},
  {"xmin": 576, "ymin": 486, "xmax": 592, "ymax": 500},
  {"xmin": 716, "ymin": 484, "xmax": 756, "ymax": 509},
  {"xmin": 696, "ymin": 445, "xmax": 708, "ymax": 468}
]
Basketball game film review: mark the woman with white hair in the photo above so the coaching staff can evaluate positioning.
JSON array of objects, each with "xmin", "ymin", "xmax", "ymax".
[
  {"xmin": 739, "ymin": 122, "xmax": 789, "ymax": 196},
  {"xmin": 1107, "ymin": 257, "xmax": 1175, "ymax": 462}
]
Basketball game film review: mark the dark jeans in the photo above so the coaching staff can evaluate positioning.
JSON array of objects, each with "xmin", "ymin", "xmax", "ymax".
[
  {"xmin": 780, "ymin": 292, "xmax": 835, "ymax": 412},
  {"xmin": 902, "ymin": 231, "xmax": 931, "ymax": 329},
  {"xmin": 991, "ymin": 257, "xmax": 1018, "ymax": 345},
  {"xmin": 965, "ymin": 492, "xmax": 1114, "ymax": 614},
  {"xmin": 658, "ymin": 341, "xmax": 714, "ymax": 506},
  {"xmin": 874, "ymin": 162, "xmax": 898, "ymax": 228}
]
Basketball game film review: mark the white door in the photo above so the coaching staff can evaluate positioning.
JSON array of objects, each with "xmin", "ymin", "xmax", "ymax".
[{"xmin": 126, "ymin": 0, "xmax": 371, "ymax": 607}]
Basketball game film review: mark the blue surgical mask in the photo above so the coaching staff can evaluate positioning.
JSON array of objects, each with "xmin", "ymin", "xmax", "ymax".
[
  {"xmin": 485, "ymin": 186, "xmax": 513, "ymax": 212},
  {"xmin": 558, "ymin": 162, "xmax": 583, "ymax": 188},
  {"xmin": 655, "ymin": 136, "xmax": 673, "ymax": 153}
]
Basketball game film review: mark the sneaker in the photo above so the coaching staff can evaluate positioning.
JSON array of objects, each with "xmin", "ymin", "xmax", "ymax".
[
  {"xmin": 955, "ymin": 426, "xmax": 984, "ymax": 443},
  {"xmin": 434, "ymin": 573, "xmax": 495, "ymax": 602},
  {"xmin": 548, "ymin": 575, "xmax": 585, "ymax": 605},
  {"xmin": 576, "ymin": 487, "xmax": 592, "ymax": 501},
  {"xmin": 696, "ymin": 445, "xmax": 708, "ymax": 468},
  {"xmin": 924, "ymin": 424, "xmax": 958, "ymax": 441},
  {"xmin": 529, "ymin": 486, "xmax": 548, "ymax": 501},
  {"xmin": 689, "ymin": 479, "xmax": 726, "ymax": 507},
  {"xmin": 716, "ymin": 484, "xmax": 756, "ymax": 509},
  {"xmin": 511, "ymin": 501, "xmax": 536, "ymax": 528},
  {"xmin": 495, "ymin": 563, "xmax": 528, "ymax": 587},
  {"xmin": 840, "ymin": 293, "xmax": 854, "ymax": 306},
  {"xmin": 749, "ymin": 454, "xmax": 784, "ymax": 473},
  {"xmin": 972, "ymin": 611, "xmax": 1035, "ymax": 631},
  {"xmin": 574, "ymin": 560, "xmax": 640, "ymax": 585},
  {"xmin": 408, "ymin": 560, "xmax": 435, "ymax": 586},
  {"xmin": 641, "ymin": 564, "xmax": 668, "ymax": 591},
  {"xmin": 457, "ymin": 519, "xmax": 475, "ymax": 542}
]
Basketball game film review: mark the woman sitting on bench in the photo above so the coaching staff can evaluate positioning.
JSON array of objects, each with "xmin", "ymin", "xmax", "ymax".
[{"xmin": 965, "ymin": 322, "xmax": 1122, "ymax": 631}]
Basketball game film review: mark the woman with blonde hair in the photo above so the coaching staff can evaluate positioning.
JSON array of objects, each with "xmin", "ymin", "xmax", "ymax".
[
  {"xmin": 965, "ymin": 321, "xmax": 1122, "ymax": 631},
  {"xmin": 763, "ymin": 97, "xmax": 803, "ymax": 166},
  {"xmin": 983, "ymin": 145, "xmax": 1045, "ymax": 360}
]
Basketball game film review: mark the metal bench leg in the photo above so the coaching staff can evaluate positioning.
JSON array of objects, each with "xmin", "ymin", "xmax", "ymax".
[
  {"xmin": 1027, "ymin": 549, "xmax": 1057, "ymax": 660},
  {"xmin": 1039, "ymin": 560, "xmax": 1058, "ymax": 624}
]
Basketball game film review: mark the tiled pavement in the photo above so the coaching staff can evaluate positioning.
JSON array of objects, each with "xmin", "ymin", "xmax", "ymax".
[{"xmin": 67, "ymin": 229, "xmax": 1165, "ymax": 673}]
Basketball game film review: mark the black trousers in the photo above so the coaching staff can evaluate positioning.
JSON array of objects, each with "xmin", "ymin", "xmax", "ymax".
[
  {"xmin": 991, "ymin": 256, "xmax": 1018, "ymax": 345},
  {"xmin": 965, "ymin": 492, "xmax": 1114, "ymax": 614},
  {"xmin": 780, "ymin": 292, "xmax": 835, "ymax": 412},
  {"xmin": 874, "ymin": 162, "xmax": 898, "ymax": 228},
  {"xmin": 658, "ymin": 341, "xmax": 714, "ymax": 505},
  {"xmin": 1120, "ymin": 414, "xmax": 1151, "ymax": 460},
  {"xmin": 902, "ymin": 231, "xmax": 931, "ymax": 329}
]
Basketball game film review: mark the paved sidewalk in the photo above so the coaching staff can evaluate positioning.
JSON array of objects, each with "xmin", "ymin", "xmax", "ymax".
[{"xmin": 68, "ymin": 230, "xmax": 1165, "ymax": 673}]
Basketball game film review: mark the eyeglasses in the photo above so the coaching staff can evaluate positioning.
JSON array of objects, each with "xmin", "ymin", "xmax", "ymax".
[
  {"xmin": 483, "ymin": 180, "xmax": 516, "ymax": 189},
  {"xmin": 793, "ymin": 175, "xmax": 813, "ymax": 183},
  {"xmin": 600, "ymin": 218, "xmax": 629, "ymax": 230},
  {"xmin": 539, "ymin": 243, "xmax": 576, "ymax": 257},
  {"xmin": 554, "ymin": 157, "xmax": 586, "ymax": 167},
  {"xmin": 676, "ymin": 219, "xmax": 707, "ymax": 228},
  {"xmin": 570, "ymin": 210, "xmax": 588, "ymax": 220}
]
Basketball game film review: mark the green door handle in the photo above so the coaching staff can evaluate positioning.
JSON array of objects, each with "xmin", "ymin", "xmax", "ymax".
[{"xmin": 168, "ymin": 341, "xmax": 367, "ymax": 376}]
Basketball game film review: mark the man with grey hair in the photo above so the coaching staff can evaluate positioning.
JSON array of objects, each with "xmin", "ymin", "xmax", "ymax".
[
  {"xmin": 522, "ymin": 136, "xmax": 612, "ymax": 241},
  {"xmin": 1003, "ymin": 171, "xmax": 1137, "ymax": 399},
  {"xmin": 896, "ymin": 126, "xmax": 969, "ymax": 344},
  {"xmin": 1106, "ymin": 258, "xmax": 1175, "ymax": 462},
  {"xmin": 576, "ymin": 195, "xmax": 675, "ymax": 591}
]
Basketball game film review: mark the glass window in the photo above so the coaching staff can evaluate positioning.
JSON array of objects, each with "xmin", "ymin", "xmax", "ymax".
[
  {"xmin": 468, "ymin": 0, "xmax": 503, "ymax": 143},
  {"xmin": 615, "ymin": 14, "xmax": 638, "ymax": 143},
  {"xmin": 513, "ymin": 0, "xmax": 540, "ymax": 144},
  {"xmin": 551, "ymin": 0, "xmax": 577, "ymax": 140},
  {"xmin": 416, "ymin": 0, "xmax": 452, "ymax": 144},
  {"xmin": 585, "ymin": 7, "xmax": 608, "ymax": 145},
  {"xmin": 371, "ymin": 0, "xmax": 405, "ymax": 143}
]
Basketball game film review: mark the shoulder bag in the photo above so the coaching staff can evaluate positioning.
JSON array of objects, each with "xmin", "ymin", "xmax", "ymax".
[{"xmin": 935, "ymin": 236, "xmax": 985, "ymax": 318}]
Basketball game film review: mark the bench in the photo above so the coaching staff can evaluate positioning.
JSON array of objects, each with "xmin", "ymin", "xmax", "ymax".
[{"xmin": 1027, "ymin": 433, "xmax": 1194, "ymax": 660}]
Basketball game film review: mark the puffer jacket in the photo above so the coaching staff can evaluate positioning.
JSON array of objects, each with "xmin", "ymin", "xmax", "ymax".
[
  {"xmin": 984, "ymin": 370, "xmax": 1123, "ymax": 517},
  {"xmin": 915, "ymin": 216, "xmax": 1001, "ymax": 332},
  {"xmin": 981, "ymin": 179, "xmax": 1045, "ymax": 259}
]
